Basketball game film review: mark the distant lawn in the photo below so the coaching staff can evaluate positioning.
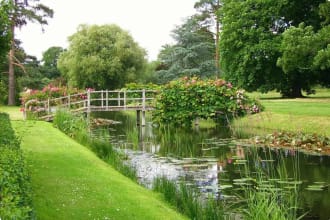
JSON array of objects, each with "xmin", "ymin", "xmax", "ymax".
[
  {"xmin": 262, "ymin": 99, "xmax": 330, "ymax": 117},
  {"xmin": 233, "ymin": 88, "xmax": 330, "ymax": 137},
  {"xmin": 0, "ymin": 106, "xmax": 22, "ymax": 120},
  {"xmin": 10, "ymin": 120, "xmax": 186, "ymax": 220}
]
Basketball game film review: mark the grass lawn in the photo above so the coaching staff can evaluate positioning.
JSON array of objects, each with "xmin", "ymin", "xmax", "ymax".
[
  {"xmin": 0, "ymin": 106, "xmax": 186, "ymax": 220},
  {"xmin": 0, "ymin": 105, "xmax": 23, "ymax": 120},
  {"xmin": 233, "ymin": 89, "xmax": 330, "ymax": 137}
]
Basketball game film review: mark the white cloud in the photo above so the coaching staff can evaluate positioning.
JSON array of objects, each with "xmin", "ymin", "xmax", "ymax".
[{"xmin": 16, "ymin": 0, "xmax": 196, "ymax": 61}]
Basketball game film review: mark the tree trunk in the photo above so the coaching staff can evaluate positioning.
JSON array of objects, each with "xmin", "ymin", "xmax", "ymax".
[
  {"xmin": 8, "ymin": 22, "xmax": 15, "ymax": 106},
  {"xmin": 215, "ymin": 18, "xmax": 220, "ymax": 78},
  {"xmin": 291, "ymin": 85, "xmax": 304, "ymax": 98},
  {"xmin": 215, "ymin": 0, "xmax": 220, "ymax": 78}
]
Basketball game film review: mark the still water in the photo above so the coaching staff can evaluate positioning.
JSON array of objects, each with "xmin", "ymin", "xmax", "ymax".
[{"xmin": 92, "ymin": 112, "xmax": 330, "ymax": 220}]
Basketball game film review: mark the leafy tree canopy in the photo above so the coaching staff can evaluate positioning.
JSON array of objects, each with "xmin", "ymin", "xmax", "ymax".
[
  {"xmin": 220, "ymin": 0, "xmax": 329, "ymax": 97},
  {"xmin": 41, "ymin": 46, "xmax": 64, "ymax": 79},
  {"xmin": 58, "ymin": 24, "xmax": 147, "ymax": 90},
  {"xmin": 0, "ymin": 0, "xmax": 11, "ymax": 59},
  {"xmin": 156, "ymin": 16, "xmax": 216, "ymax": 84}
]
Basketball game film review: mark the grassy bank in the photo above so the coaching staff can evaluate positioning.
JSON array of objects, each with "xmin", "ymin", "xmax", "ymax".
[
  {"xmin": 232, "ymin": 89, "xmax": 330, "ymax": 137},
  {"xmin": 0, "ymin": 107, "xmax": 186, "ymax": 220}
]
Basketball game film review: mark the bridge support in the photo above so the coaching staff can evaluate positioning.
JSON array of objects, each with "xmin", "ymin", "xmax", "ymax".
[{"xmin": 136, "ymin": 110, "xmax": 146, "ymax": 126}]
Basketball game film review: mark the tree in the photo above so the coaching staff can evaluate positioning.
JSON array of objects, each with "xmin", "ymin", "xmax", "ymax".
[
  {"xmin": 41, "ymin": 46, "xmax": 64, "ymax": 79},
  {"xmin": 220, "ymin": 0, "xmax": 328, "ymax": 97},
  {"xmin": 313, "ymin": 2, "xmax": 330, "ymax": 87},
  {"xmin": 0, "ymin": 1, "xmax": 11, "ymax": 59},
  {"xmin": 220, "ymin": 0, "xmax": 284, "ymax": 93},
  {"xmin": 277, "ymin": 24, "xmax": 320, "ymax": 97},
  {"xmin": 194, "ymin": 0, "xmax": 222, "ymax": 76},
  {"xmin": 156, "ymin": 16, "xmax": 216, "ymax": 84},
  {"xmin": 57, "ymin": 24, "xmax": 147, "ymax": 89},
  {"xmin": 277, "ymin": 1, "xmax": 330, "ymax": 96},
  {"xmin": 7, "ymin": 0, "xmax": 53, "ymax": 105}
]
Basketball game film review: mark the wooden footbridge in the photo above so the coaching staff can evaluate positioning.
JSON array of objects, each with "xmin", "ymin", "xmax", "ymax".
[{"xmin": 23, "ymin": 90, "xmax": 157, "ymax": 126}]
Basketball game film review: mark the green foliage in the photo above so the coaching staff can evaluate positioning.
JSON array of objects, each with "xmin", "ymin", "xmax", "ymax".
[
  {"xmin": 40, "ymin": 46, "xmax": 64, "ymax": 79},
  {"xmin": 277, "ymin": 23, "xmax": 330, "ymax": 96},
  {"xmin": 249, "ymin": 131, "xmax": 330, "ymax": 155},
  {"xmin": 0, "ymin": 79, "xmax": 8, "ymax": 105},
  {"xmin": 153, "ymin": 177, "xmax": 225, "ymax": 220},
  {"xmin": 124, "ymin": 82, "xmax": 160, "ymax": 91},
  {"xmin": 153, "ymin": 77, "xmax": 263, "ymax": 126},
  {"xmin": 156, "ymin": 16, "xmax": 216, "ymax": 83},
  {"xmin": 236, "ymin": 148, "xmax": 302, "ymax": 220},
  {"xmin": 58, "ymin": 24, "xmax": 147, "ymax": 90},
  {"xmin": 20, "ymin": 84, "xmax": 83, "ymax": 105},
  {"xmin": 220, "ymin": 0, "xmax": 329, "ymax": 97},
  {"xmin": 0, "ymin": 0, "xmax": 11, "ymax": 59},
  {"xmin": 0, "ymin": 113, "xmax": 33, "ymax": 219},
  {"xmin": 7, "ymin": 0, "xmax": 53, "ymax": 105}
]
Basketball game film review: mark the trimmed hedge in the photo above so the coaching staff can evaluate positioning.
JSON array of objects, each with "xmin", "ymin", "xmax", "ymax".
[{"xmin": 0, "ymin": 113, "xmax": 33, "ymax": 219}]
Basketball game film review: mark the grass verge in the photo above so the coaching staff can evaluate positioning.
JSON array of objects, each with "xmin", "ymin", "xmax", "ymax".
[{"xmin": 10, "ymin": 119, "xmax": 186, "ymax": 220}]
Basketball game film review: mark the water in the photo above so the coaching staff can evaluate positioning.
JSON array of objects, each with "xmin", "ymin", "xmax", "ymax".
[{"xmin": 92, "ymin": 111, "xmax": 330, "ymax": 220}]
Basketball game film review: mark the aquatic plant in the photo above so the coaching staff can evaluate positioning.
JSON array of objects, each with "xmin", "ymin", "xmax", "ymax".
[
  {"xmin": 233, "ymin": 147, "xmax": 304, "ymax": 220},
  {"xmin": 153, "ymin": 176, "xmax": 225, "ymax": 220},
  {"xmin": 249, "ymin": 131, "xmax": 330, "ymax": 155}
]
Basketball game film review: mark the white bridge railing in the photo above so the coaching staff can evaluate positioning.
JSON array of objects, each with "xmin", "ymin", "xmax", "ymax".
[{"xmin": 24, "ymin": 89, "xmax": 157, "ymax": 122}]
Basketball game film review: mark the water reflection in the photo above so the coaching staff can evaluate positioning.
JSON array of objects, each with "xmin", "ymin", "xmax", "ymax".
[{"xmin": 91, "ymin": 111, "xmax": 330, "ymax": 220}]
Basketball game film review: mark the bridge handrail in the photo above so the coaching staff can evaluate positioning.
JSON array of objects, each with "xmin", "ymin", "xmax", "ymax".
[{"xmin": 23, "ymin": 89, "xmax": 158, "ymax": 120}]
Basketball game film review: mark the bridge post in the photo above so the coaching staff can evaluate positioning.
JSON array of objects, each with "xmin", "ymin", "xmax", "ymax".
[
  {"xmin": 124, "ymin": 91, "xmax": 126, "ymax": 110},
  {"xmin": 68, "ymin": 95, "xmax": 71, "ymax": 109},
  {"xmin": 106, "ymin": 90, "xmax": 109, "ymax": 110},
  {"xmin": 101, "ymin": 90, "xmax": 104, "ymax": 108},
  {"xmin": 47, "ymin": 99, "xmax": 50, "ymax": 114},
  {"xmin": 141, "ymin": 110, "xmax": 146, "ymax": 126},
  {"xmin": 136, "ymin": 110, "xmax": 141, "ymax": 126},
  {"xmin": 87, "ymin": 90, "xmax": 91, "ymax": 113},
  {"xmin": 142, "ymin": 89, "xmax": 146, "ymax": 111},
  {"xmin": 136, "ymin": 110, "xmax": 146, "ymax": 127},
  {"xmin": 118, "ymin": 91, "xmax": 121, "ymax": 107}
]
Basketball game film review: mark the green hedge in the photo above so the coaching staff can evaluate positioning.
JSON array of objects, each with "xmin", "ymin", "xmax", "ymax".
[{"xmin": 0, "ymin": 113, "xmax": 33, "ymax": 219}]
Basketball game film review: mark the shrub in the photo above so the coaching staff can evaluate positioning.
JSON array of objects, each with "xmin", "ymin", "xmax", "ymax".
[
  {"xmin": 20, "ymin": 84, "xmax": 85, "ymax": 106},
  {"xmin": 0, "ymin": 113, "xmax": 33, "ymax": 219},
  {"xmin": 153, "ymin": 77, "xmax": 263, "ymax": 126}
]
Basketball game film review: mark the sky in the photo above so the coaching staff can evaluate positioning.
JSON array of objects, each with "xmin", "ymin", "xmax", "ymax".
[{"xmin": 16, "ymin": 0, "xmax": 197, "ymax": 61}]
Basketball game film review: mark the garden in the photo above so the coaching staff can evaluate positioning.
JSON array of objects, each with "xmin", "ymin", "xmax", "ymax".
[{"xmin": 13, "ymin": 78, "xmax": 330, "ymax": 219}]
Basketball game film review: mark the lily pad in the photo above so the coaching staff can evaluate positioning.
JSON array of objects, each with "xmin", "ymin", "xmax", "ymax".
[{"xmin": 219, "ymin": 185, "xmax": 233, "ymax": 190}]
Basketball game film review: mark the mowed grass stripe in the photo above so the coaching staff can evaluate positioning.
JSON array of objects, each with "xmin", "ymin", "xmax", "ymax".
[
  {"xmin": 12, "ymin": 120, "xmax": 186, "ymax": 220},
  {"xmin": 262, "ymin": 99, "xmax": 330, "ymax": 117}
]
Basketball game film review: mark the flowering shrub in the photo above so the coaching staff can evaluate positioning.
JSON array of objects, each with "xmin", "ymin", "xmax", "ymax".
[
  {"xmin": 20, "ymin": 84, "xmax": 84, "ymax": 106},
  {"xmin": 20, "ymin": 85, "xmax": 87, "ymax": 119},
  {"xmin": 153, "ymin": 77, "xmax": 263, "ymax": 126}
]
